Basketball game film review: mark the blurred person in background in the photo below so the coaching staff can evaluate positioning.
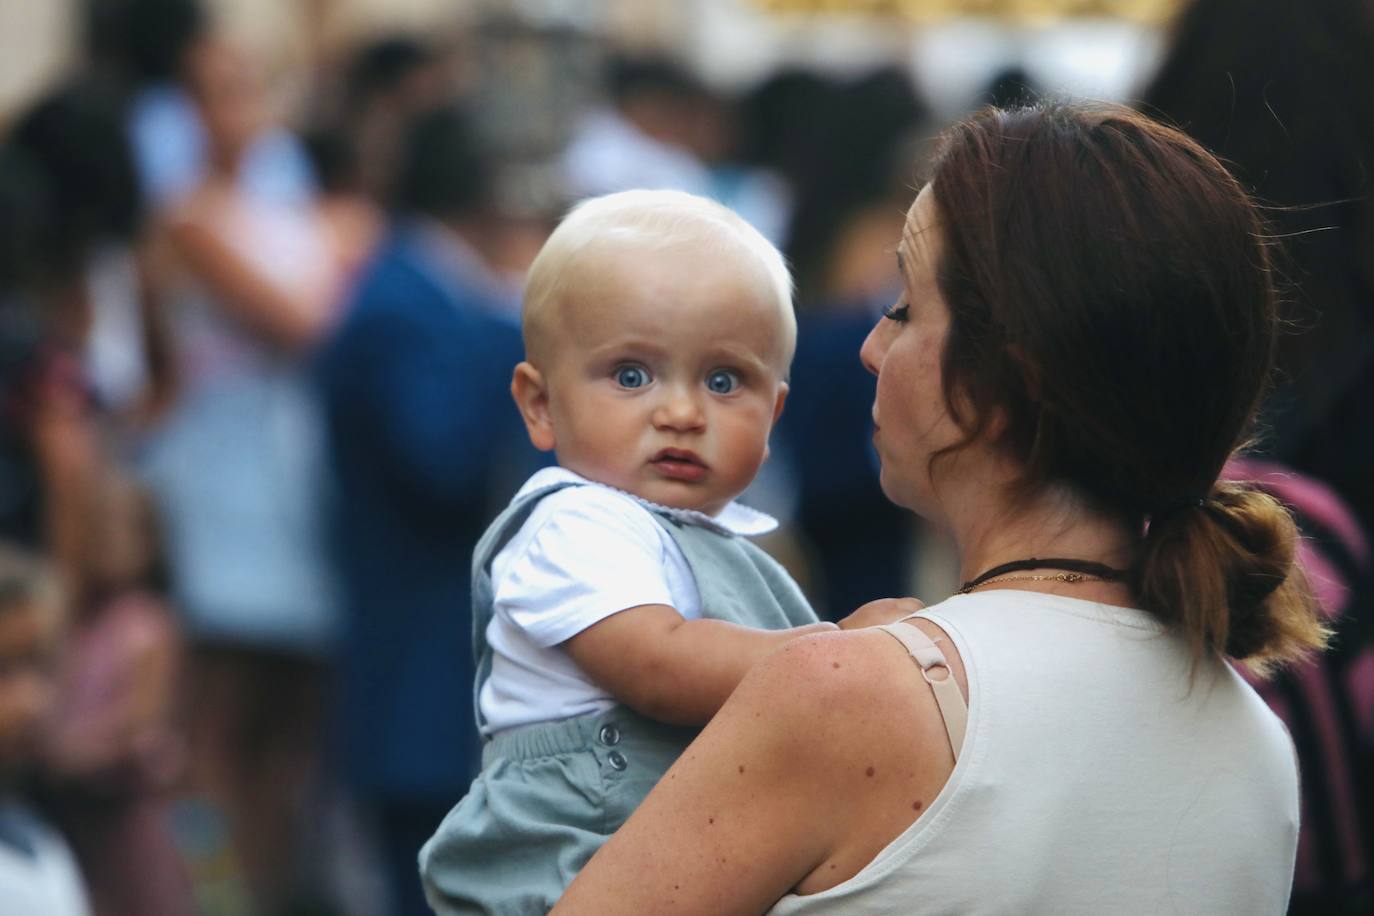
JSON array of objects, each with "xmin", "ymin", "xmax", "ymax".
[
  {"xmin": 0, "ymin": 149, "xmax": 59, "ymax": 557},
  {"xmin": 660, "ymin": 74, "xmax": 791, "ymax": 247},
  {"xmin": 138, "ymin": 30, "xmax": 355, "ymax": 916},
  {"xmin": 1144, "ymin": 1, "xmax": 1374, "ymax": 910},
  {"xmin": 5, "ymin": 85, "xmax": 191, "ymax": 916},
  {"xmin": 775, "ymin": 66, "xmax": 929, "ymax": 309},
  {"xmin": 301, "ymin": 33, "xmax": 464, "ymax": 308},
  {"xmin": 6, "ymin": 80, "xmax": 176, "ymax": 437},
  {"xmin": 560, "ymin": 52, "xmax": 790, "ymax": 246},
  {"xmin": 748, "ymin": 66, "xmax": 930, "ymax": 619},
  {"xmin": 315, "ymin": 104, "xmax": 537, "ymax": 916},
  {"xmin": 1144, "ymin": 0, "xmax": 1374, "ymax": 532},
  {"xmin": 83, "ymin": 0, "xmax": 317, "ymax": 211},
  {"xmin": 311, "ymin": 35, "xmax": 456, "ymax": 206},
  {"xmin": 738, "ymin": 69, "xmax": 830, "ymax": 224},
  {"xmin": 561, "ymin": 54, "xmax": 715, "ymax": 201},
  {"xmin": 0, "ymin": 546, "xmax": 90, "ymax": 916}
]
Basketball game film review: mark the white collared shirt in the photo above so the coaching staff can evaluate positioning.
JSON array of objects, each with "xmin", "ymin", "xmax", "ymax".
[{"xmin": 478, "ymin": 467, "xmax": 777, "ymax": 735}]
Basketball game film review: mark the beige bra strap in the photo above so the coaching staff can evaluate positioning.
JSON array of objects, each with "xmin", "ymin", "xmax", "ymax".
[{"xmin": 877, "ymin": 618, "xmax": 967, "ymax": 762}]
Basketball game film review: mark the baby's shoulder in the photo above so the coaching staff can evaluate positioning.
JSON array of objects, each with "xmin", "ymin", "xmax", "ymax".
[
  {"xmin": 528, "ymin": 481, "xmax": 659, "ymax": 529},
  {"xmin": 502, "ymin": 482, "xmax": 668, "ymax": 562}
]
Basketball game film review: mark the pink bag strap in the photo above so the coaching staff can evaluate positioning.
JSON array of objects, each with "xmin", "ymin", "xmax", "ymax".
[{"xmin": 877, "ymin": 616, "xmax": 967, "ymax": 762}]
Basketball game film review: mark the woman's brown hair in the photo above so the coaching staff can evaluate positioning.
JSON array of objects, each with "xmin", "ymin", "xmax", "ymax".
[{"xmin": 923, "ymin": 102, "xmax": 1326, "ymax": 673}]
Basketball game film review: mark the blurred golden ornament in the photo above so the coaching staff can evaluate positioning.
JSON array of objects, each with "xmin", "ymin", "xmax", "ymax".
[{"xmin": 750, "ymin": 0, "xmax": 1180, "ymax": 23}]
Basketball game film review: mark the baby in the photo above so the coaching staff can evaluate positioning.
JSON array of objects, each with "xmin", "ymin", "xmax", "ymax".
[{"xmin": 419, "ymin": 190, "xmax": 836, "ymax": 914}]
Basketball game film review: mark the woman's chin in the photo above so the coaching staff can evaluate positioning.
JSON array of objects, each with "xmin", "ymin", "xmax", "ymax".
[{"xmin": 877, "ymin": 472, "xmax": 915, "ymax": 512}]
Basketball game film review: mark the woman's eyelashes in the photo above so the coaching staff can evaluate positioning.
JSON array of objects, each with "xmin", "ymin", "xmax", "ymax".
[
  {"xmin": 882, "ymin": 301, "xmax": 911, "ymax": 323},
  {"xmin": 613, "ymin": 364, "xmax": 653, "ymax": 389}
]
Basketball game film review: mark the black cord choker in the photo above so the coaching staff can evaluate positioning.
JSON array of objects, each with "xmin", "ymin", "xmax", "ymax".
[{"xmin": 956, "ymin": 557, "xmax": 1127, "ymax": 595}]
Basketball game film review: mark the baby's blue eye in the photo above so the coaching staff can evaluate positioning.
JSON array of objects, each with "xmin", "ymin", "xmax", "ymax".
[
  {"xmin": 706, "ymin": 369, "xmax": 739, "ymax": 394},
  {"xmin": 615, "ymin": 365, "xmax": 651, "ymax": 389}
]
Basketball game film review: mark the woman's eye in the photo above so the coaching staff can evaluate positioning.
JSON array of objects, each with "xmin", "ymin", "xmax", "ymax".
[
  {"xmin": 882, "ymin": 301, "xmax": 910, "ymax": 323},
  {"xmin": 706, "ymin": 369, "xmax": 739, "ymax": 394},
  {"xmin": 614, "ymin": 365, "xmax": 651, "ymax": 389}
]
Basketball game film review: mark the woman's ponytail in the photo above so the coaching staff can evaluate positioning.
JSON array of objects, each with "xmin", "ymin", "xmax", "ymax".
[{"xmin": 1135, "ymin": 480, "xmax": 1328, "ymax": 675}]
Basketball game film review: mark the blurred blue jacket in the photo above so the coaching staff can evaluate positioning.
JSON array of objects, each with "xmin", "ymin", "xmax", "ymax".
[
  {"xmin": 775, "ymin": 302, "xmax": 914, "ymax": 620},
  {"xmin": 315, "ymin": 223, "xmax": 536, "ymax": 801}
]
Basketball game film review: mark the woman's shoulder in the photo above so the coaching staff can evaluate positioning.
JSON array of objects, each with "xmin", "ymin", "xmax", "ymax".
[
  {"xmin": 718, "ymin": 627, "xmax": 962, "ymax": 889},
  {"xmin": 734, "ymin": 627, "xmax": 952, "ymax": 773}
]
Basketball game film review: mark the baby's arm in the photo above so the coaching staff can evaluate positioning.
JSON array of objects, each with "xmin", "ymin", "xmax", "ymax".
[{"xmin": 563, "ymin": 607, "xmax": 836, "ymax": 726}]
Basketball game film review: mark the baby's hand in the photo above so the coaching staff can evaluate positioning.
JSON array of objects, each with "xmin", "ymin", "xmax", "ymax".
[{"xmin": 837, "ymin": 597, "xmax": 925, "ymax": 631}]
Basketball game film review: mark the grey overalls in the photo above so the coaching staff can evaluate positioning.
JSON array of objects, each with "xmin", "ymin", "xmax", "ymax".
[{"xmin": 419, "ymin": 482, "xmax": 818, "ymax": 915}]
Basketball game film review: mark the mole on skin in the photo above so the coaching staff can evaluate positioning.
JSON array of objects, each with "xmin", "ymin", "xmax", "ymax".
[
  {"xmin": 866, "ymin": 766, "xmax": 876, "ymax": 778},
  {"xmin": 912, "ymin": 800, "xmax": 923, "ymax": 811}
]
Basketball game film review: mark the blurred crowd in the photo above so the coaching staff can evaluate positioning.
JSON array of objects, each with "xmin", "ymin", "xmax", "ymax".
[{"xmin": 0, "ymin": 0, "xmax": 1369, "ymax": 914}]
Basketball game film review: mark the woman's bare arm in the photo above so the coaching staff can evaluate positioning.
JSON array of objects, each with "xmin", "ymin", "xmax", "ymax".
[
  {"xmin": 553, "ymin": 631, "xmax": 861, "ymax": 914},
  {"xmin": 555, "ymin": 621, "xmax": 966, "ymax": 914}
]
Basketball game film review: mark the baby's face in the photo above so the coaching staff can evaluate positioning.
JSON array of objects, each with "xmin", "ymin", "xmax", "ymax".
[{"xmin": 537, "ymin": 241, "xmax": 790, "ymax": 516}]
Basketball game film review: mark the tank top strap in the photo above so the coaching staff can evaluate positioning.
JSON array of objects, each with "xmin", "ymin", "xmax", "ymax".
[{"xmin": 877, "ymin": 617, "xmax": 967, "ymax": 762}]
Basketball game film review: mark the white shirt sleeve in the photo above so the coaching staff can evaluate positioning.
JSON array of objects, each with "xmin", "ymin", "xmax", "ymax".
[{"xmin": 492, "ymin": 486, "xmax": 678, "ymax": 648}]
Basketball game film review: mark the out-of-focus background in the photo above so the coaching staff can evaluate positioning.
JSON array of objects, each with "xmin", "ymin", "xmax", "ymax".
[{"xmin": 0, "ymin": 1, "xmax": 1370, "ymax": 914}]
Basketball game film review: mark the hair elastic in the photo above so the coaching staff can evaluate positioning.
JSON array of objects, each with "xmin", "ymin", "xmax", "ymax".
[{"xmin": 1149, "ymin": 494, "xmax": 1209, "ymax": 529}]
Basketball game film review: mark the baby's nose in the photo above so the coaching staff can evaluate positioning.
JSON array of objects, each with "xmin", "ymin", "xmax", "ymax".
[{"xmin": 652, "ymin": 388, "xmax": 706, "ymax": 431}]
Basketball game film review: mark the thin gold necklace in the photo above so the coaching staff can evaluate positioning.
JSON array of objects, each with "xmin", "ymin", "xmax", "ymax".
[
  {"xmin": 956, "ymin": 557, "xmax": 1126, "ymax": 595},
  {"xmin": 965, "ymin": 571, "xmax": 1105, "ymax": 592}
]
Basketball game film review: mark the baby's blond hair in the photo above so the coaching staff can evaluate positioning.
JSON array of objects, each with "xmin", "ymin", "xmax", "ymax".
[{"xmin": 522, "ymin": 190, "xmax": 796, "ymax": 368}]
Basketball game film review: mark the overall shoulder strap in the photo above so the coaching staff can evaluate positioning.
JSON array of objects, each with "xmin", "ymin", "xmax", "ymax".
[
  {"xmin": 877, "ymin": 617, "xmax": 967, "ymax": 762},
  {"xmin": 470, "ymin": 480, "xmax": 580, "ymax": 731},
  {"xmin": 650, "ymin": 514, "xmax": 819, "ymax": 629}
]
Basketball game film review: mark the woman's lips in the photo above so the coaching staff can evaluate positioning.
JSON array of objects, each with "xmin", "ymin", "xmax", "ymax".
[{"xmin": 651, "ymin": 448, "xmax": 708, "ymax": 482}]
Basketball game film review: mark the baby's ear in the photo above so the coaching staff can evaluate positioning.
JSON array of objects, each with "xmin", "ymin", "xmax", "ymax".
[
  {"xmin": 771, "ymin": 381, "xmax": 789, "ymax": 425},
  {"xmin": 762, "ymin": 381, "xmax": 789, "ymax": 463},
  {"xmin": 511, "ymin": 362, "xmax": 556, "ymax": 451}
]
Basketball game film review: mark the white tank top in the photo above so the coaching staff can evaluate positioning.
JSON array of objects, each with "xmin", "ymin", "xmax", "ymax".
[{"xmin": 769, "ymin": 591, "xmax": 1299, "ymax": 915}]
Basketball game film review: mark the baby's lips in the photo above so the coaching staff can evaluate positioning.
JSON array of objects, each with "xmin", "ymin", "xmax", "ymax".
[{"xmin": 652, "ymin": 447, "xmax": 707, "ymax": 467}]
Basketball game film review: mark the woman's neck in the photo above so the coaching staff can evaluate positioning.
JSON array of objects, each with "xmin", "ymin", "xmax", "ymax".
[{"xmin": 942, "ymin": 475, "xmax": 1138, "ymax": 603}]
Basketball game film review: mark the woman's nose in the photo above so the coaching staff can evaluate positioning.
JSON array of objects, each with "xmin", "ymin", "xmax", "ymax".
[{"xmin": 860, "ymin": 321, "xmax": 887, "ymax": 378}]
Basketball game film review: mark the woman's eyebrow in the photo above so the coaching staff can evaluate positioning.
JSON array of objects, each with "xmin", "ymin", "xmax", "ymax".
[{"xmin": 896, "ymin": 249, "xmax": 906, "ymax": 277}]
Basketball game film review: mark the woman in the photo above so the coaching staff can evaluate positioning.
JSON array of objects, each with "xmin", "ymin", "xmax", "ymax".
[{"xmin": 552, "ymin": 103, "xmax": 1327, "ymax": 913}]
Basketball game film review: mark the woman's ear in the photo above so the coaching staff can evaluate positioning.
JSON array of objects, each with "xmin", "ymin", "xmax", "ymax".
[{"xmin": 511, "ymin": 362, "xmax": 556, "ymax": 452}]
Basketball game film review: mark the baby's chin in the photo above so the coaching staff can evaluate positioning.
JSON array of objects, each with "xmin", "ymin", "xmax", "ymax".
[
  {"xmin": 629, "ymin": 485, "xmax": 730, "ymax": 517},
  {"xmin": 595, "ymin": 475, "xmax": 733, "ymax": 517}
]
